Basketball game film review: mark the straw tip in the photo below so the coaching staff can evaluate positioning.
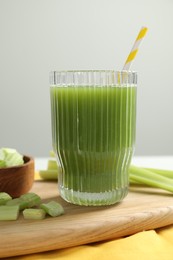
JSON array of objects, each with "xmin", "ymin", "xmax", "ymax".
[{"xmin": 141, "ymin": 26, "xmax": 148, "ymax": 32}]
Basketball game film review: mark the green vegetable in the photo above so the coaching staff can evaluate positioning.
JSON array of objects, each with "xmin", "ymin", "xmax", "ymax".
[
  {"xmin": 40, "ymin": 201, "xmax": 64, "ymax": 217},
  {"xmin": 0, "ymin": 161, "xmax": 6, "ymax": 167},
  {"xmin": 47, "ymin": 160, "xmax": 58, "ymax": 170},
  {"xmin": 0, "ymin": 147, "xmax": 24, "ymax": 168},
  {"xmin": 39, "ymin": 170, "xmax": 58, "ymax": 180},
  {"xmin": 6, "ymin": 198, "xmax": 28, "ymax": 210},
  {"xmin": 0, "ymin": 190, "xmax": 64, "ymax": 221},
  {"xmin": 38, "ymin": 151, "xmax": 61, "ymax": 180},
  {"xmin": 144, "ymin": 167, "xmax": 173, "ymax": 179},
  {"xmin": 0, "ymin": 192, "xmax": 12, "ymax": 205},
  {"xmin": 20, "ymin": 193, "xmax": 41, "ymax": 207},
  {"xmin": 0, "ymin": 205, "xmax": 19, "ymax": 220},
  {"xmin": 49, "ymin": 150, "xmax": 55, "ymax": 157},
  {"xmin": 39, "ymin": 155, "xmax": 60, "ymax": 180},
  {"xmin": 129, "ymin": 165, "xmax": 173, "ymax": 193},
  {"xmin": 23, "ymin": 208, "xmax": 46, "ymax": 220}
]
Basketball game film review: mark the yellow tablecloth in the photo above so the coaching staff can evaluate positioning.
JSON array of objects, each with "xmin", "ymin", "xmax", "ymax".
[
  {"xmin": 6, "ymin": 226, "xmax": 173, "ymax": 260},
  {"xmin": 5, "ymin": 171, "xmax": 173, "ymax": 260}
]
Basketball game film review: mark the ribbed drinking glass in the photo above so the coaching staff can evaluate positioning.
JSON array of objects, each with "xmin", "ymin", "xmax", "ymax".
[{"xmin": 50, "ymin": 70, "xmax": 137, "ymax": 206}]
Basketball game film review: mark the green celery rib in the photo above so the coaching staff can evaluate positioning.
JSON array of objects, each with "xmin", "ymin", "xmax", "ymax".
[
  {"xmin": 144, "ymin": 167, "xmax": 173, "ymax": 179},
  {"xmin": 129, "ymin": 165, "xmax": 173, "ymax": 193},
  {"xmin": 40, "ymin": 201, "xmax": 64, "ymax": 217},
  {"xmin": 20, "ymin": 193, "xmax": 41, "ymax": 207},
  {"xmin": 0, "ymin": 192, "xmax": 12, "ymax": 205},
  {"xmin": 0, "ymin": 205, "xmax": 19, "ymax": 220},
  {"xmin": 50, "ymin": 151, "xmax": 55, "ymax": 157},
  {"xmin": 6, "ymin": 198, "xmax": 29, "ymax": 210},
  {"xmin": 47, "ymin": 160, "xmax": 58, "ymax": 170},
  {"xmin": 39, "ymin": 170, "xmax": 58, "ymax": 180},
  {"xmin": 23, "ymin": 208, "xmax": 46, "ymax": 220}
]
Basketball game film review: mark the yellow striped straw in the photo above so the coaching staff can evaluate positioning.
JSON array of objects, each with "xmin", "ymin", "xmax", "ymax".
[{"xmin": 123, "ymin": 26, "xmax": 148, "ymax": 70}]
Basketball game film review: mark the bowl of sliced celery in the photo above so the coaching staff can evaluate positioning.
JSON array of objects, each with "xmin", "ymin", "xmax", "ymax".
[{"xmin": 0, "ymin": 148, "xmax": 34, "ymax": 198}]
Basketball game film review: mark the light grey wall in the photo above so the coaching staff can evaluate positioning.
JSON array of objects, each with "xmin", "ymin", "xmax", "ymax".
[{"xmin": 0, "ymin": 0, "xmax": 173, "ymax": 156}]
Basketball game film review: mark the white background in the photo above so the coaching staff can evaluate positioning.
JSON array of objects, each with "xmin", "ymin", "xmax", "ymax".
[{"xmin": 0, "ymin": 0, "xmax": 173, "ymax": 156}]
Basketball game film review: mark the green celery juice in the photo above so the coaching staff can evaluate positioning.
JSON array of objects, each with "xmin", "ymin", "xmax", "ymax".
[{"xmin": 50, "ymin": 84, "xmax": 137, "ymax": 205}]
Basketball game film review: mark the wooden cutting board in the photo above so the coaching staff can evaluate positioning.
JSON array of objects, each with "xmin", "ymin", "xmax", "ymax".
[{"xmin": 1, "ymin": 180, "xmax": 173, "ymax": 258}]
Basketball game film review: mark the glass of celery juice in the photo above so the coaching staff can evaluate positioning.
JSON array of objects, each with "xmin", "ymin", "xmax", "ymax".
[{"xmin": 50, "ymin": 70, "xmax": 137, "ymax": 206}]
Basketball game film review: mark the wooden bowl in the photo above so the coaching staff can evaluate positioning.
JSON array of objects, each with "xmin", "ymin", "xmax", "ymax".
[{"xmin": 0, "ymin": 155, "xmax": 34, "ymax": 198}]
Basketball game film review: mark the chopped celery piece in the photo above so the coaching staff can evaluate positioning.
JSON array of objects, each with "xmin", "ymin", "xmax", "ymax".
[
  {"xmin": 47, "ymin": 160, "xmax": 58, "ymax": 171},
  {"xmin": 0, "ymin": 149, "xmax": 5, "ymax": 161},
  {"xmin": 0, "ymin": 205, "xmax": 19, "ymax": 220},
  {"xmin": 40, "ymin": 201, "xmax": 64, "ymax": 217},
  {"xmin": 0, "ymin": 160, "xmax": 6, "ymax": 168},
  {"xmin": 0, "ymin": 192, "xmax": 12, "ymax": 205},
  {"xmin": 39, "ymin": 154, "xmax": 60, "ymax": 180},
  {"xmin": 0, "ymin": 147, "xmax": 24, "ymax": 167},
  {"xmin": 49, "ymin": 151, "xmax": 55, "ymax": 157},
  {"xmin": 39, "ymin": 170, "xmax": 58, "ymax": 180},
  {"xmin": 20, "ymin": 193, "xmax": 41, "ymax": 207},
  {"xmin": 6, "ymin": 198, "xmax": 28, "ymax": 210},
  {"xmin": 23, "ymin": 208, "xmax": 46, "ymax": 220},
  {"xmin": 129, "ymin": 165, "xmax": 173, "ymax": 193}
]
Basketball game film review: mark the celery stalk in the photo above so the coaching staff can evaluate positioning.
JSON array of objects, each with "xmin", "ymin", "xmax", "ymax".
[
  {"xmin": 129, "ymin": 165, "xmax": 173, "ymax": 193},
  {"xmin": 50, "ymin": 151, "xmax": 55, "ymax": 157},
  {"xmin": 0, "ymin": 161, "xmax": 6, "ymax": 167},
  {"xmin": 39, "ymin": 170, "xmax": 58, "ymax": 180},
  {"xmin": 20, "ymin": 193, "xmax": 41, "ymax": 207},
  {"xmin": 40, "ymin": 201, "xmax": 64, "ymax": 217},
  {"xmin": 144, "ymin": 167, "xmax": 173, "ymax": 179},
  {"xmin": 0, "ymin": 205, "xmax": 19, "ymax": 220},
  {"xmin": 39, "ymin": 158, "xmax": 60, "ymax": 180},
  {"xmin": 0, "ymin": 148, "xmax": 24, "ymax": 167},
  {"xmin": 0, "ymin": 192, "xmax": 12, "ymax": 205},
  {"xmin": 47, "ymin": 160, "xmax": 58, "ymax": 170},
  {"xmin": 23, "ymin": 208, "xmax": 46, "ymax": 220},
  {"xmin": 6, "ymin": 198, "xmax": 29, "ymax": 210}
]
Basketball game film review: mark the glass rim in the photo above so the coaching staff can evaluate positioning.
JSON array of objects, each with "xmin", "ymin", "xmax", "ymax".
[{"xmin": 50, "ymin": 70, "xmax": 137, "ymax": 86}]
